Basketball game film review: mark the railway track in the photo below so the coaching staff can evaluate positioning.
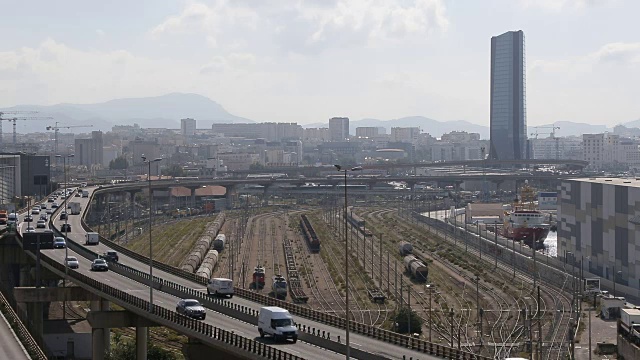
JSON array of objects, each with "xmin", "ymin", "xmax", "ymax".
[
  {"xmin": 401, "ymin": 207, "xmax": 573, "ymax": 358},
  {"xmin": 363, "ymin": 207, "xmax": 545, "ymax": 358}
]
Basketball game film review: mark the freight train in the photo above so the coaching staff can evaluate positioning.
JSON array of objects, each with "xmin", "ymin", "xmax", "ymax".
[
  {"xmin": 398, "ymin": 241, "xmax": 413, "ymax": 256},
  {"xmin": 212, "ymin": 234, "xmax": 226, "ymax": 252},
  {"xmin": 345, "ymin": 207, "xmax": 373, "ymax": 237},
  {"xmin": 300, "ymin": 214, "xmax": 320, "ymax": 252},
  {"xmin": 403, "ymin": 255, "xmax": 428, "ymax": 282}
]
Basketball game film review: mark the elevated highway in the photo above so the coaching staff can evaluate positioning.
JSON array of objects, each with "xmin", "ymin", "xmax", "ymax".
[{"xmin": 6, "ymin": 185, "xmax": 481, "ymax": 359}]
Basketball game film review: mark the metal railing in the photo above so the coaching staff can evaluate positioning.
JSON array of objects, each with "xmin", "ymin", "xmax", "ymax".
[{"xmin": 0, "ymin": 284, "xmax": 47, "ymax": 360}]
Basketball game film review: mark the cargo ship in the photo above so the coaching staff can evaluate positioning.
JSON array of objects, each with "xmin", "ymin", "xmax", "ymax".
[{"xmin": 501, "ymin": 183, "xmax": 550, "ymax": 248}]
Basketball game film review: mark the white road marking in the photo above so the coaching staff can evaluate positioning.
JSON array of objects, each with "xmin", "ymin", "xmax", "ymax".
[{"xmin": 351, "ymin": 342, "xmax": 362, "ymax": 347}]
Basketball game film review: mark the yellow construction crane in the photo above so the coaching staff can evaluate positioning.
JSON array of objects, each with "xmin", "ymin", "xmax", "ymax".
[
  {"xmin": 8, "ymin": 116, "xmax": 54, "ymax": 144},
  {"xmin": 0, "ymin": 111, "xmax": 38, "ymax": 146},
  {"xmin": 46, "ymin": 122, "xmax": 94, "ymax": 157},
  {"xmin": 530, "ymin": 125, "xmax": 561, "ymax": 159}
]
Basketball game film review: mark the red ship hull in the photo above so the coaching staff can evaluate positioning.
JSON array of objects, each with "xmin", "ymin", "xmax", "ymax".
[{"xmin": 502, "ymin": 226, "xmax": 549, "ymax": 248}]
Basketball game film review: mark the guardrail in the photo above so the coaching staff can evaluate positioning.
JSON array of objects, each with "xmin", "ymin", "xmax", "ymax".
[
  {"xmin": 0, "ymin": 288, "xmax": 47, "ymax": 360},
  {"xmin": 11, "ymin": 227, "xmax": 304, "ymax": 360},
  {"xmin": 80, "ymin": 192, "xmax": 488, "ymax": 360}
]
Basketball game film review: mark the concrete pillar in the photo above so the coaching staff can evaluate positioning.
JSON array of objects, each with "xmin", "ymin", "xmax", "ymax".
[
  {"xmin": 190, "ymin": 188, "xmax": 197, "ymax": 208},
  {"xmin": 136, "ymin": 327, "xmax": 148, "ymax": 360},
  {"xmin": 28, "ymin": 302, "xmax": 44, "ymax": 342},
  {"xmin": 225, "ymin": 185, "xmax": 235, "ymax": 210},
  {"xmin": 19, "ymin": 265, "xmax": 30, "ymax": 287},
  {"xmin": 92, "ymin": 327, "xmax": 105, "ymax": 360},
  {"xmin": 101, "ymin": 300, "xmax": 111, "ymax": 354}
]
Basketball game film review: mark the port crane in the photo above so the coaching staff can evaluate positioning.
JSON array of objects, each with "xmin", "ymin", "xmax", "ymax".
[
  {"xmin": 46, "ymin": 122, "xmax": 94, "ymax": 158},
  {"xmin": 0, "ymin": 111, "xmax": 38, "ymax": 147},
  {"xmin": 530, "ymin": 125, "xmax": 561, "ymax": 160},
  {"xmin": 7, "ymin": 117, "xmax": 54, "ymax": 144}
]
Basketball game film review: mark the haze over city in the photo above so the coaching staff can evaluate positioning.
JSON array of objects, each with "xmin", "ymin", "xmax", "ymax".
[{"xmin": 1, "ymin": 0, "xmax": 638, "ymax": 126}]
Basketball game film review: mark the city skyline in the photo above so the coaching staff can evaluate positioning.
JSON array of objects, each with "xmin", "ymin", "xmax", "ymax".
[{"xmin": 0, "ymin": 1, "xmax": 638, "ymax": 127}]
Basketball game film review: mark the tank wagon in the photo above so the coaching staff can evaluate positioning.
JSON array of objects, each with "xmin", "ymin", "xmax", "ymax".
[
  {"xmin": 195, "ymin": 250, "xmax": 219, "ymax": 279},
  {"xmin": 272, "ymin": 275, "xmax": 287, "ymax": 300},
  {"xmin": 212, "ymin": 234, "xmax": 226, "ymax": 252},
  {"xmin": 300, "ymin": 214, "xmax": 320, "ymax": 253},
  {"xmin": 403, "ymin": 255, "xmax": 428, "ymax": 282},
  {"xmin": 398, "ymin": 241, "xmax": 413, "ymax": 256},
  {"xmin": 180, "ymin": 212, "xmax": 225, "ymax": 273}
]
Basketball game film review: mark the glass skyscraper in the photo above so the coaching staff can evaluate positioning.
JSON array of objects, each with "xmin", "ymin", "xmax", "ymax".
[{"xmin": 489, "ymin": 30, "xmax": 527, "ymax": 160}]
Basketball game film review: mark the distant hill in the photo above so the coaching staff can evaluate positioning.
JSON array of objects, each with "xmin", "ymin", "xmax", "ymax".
[{"xmin": 1, "ymin": 93, "xmax": 252, "ymax": 133}]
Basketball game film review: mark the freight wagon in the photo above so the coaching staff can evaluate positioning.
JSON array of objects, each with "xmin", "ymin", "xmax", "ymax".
[
  {"xmin": 403, "ymin": 255, "xmax": 428, "ymax": 282},
  {"xmin": 300, "ymin": 214, "xmax": 320, "ymax": 253},
  {"xmin": 398, "ymin": 241, "xmax": 413, "ymax": 256},
  {"xmin": 212, "ymin": 234, "xmax": 226, "ymax": 251}
]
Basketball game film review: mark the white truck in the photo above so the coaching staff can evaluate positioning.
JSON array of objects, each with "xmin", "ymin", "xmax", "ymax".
[
  {"xmin": 620, "ymin": 308, "xmax": 640, "ymax": 344},
  {"xmin": 69, "ymin": 202, "xmax": 81, "ymax": 215},
  {"xmin": 85, "ymin": 232, "xmax": 99, "ymax": 245},
  {"xmin": 258, "ymin": 306, "xmax": 298, "ymax": 343},
  {"xmin": 206, "ymin": 278, "xmax": 234, "ymax": 298},
  {"xmin": 82, "ymin": 190, "xmax": 89, "ymax": 198}
]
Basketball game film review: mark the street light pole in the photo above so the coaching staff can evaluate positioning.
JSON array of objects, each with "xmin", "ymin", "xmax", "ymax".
[
  {"xmin": 334, "ymin": 164, "xmax": 361, "ymax": 360},
  {"xmin": 143, "ymin": 155, "xmax": 162, "ymax": 313}
]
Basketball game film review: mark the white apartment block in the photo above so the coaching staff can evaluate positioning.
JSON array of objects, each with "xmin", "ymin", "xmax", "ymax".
[
  {"xmin": 303, "ymin": 128, "xmax": 330, "ymax": 142},
  {"xmin": 356, "ymin": 127, "xmax": 379, "ymax": 138},
  {"xmin": 329, "ymin": 117, "xmax": 350, "ymax": 141},
  {"xmin": 181, "ymin": 118, "xmax": 196, "ymax": 136},
  {"xmin": 583, "ymin": 133, "xmax": 640, "ymax": 169},
  {"xmin": 530, "ymin": 137, "xmax": 583, "ymax": 160},
  {"xmin": 441, "ymin": 131, "xmax": 481, "ymax": 143},
  {"xmin": 390, "ymin": 127, "xmax": 420, "ymax": 143}
]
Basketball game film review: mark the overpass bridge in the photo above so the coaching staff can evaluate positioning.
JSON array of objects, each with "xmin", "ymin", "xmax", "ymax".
[
  {"xmin": 221, "ymin": 159, "xmax": 588, "ymax": 177},
  {"xmin": 1, "ymin": 185, "xmax": 489, "ymax": 359}
]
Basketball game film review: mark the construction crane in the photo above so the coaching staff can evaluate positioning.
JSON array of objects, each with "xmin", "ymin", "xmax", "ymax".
[
  {"xmin": 0, "ymin": 111, "xmax": 38, "ymax": 147},
  {"xmin": 530, "ymin": 125, "xmax": 561, "ymax": 160},
  {"xmin": 46, "ymin": 122, "xmax": 94, "ymax": 157},
  {"xmin": 8, "ymin": 117, "xmax": 54, "ymax": 144}
]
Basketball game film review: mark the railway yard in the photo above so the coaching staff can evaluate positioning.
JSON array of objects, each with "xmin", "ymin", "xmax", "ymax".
[
  {"xmin": 91, "ymin": 192, "xmax": 578, "ymax": 359},
  {"xmin": 177, "ymin": 196, "xmax": 574, "ymax": 359}
]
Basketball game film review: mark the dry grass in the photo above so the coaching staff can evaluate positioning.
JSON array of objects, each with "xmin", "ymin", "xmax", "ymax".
[{"xmin": 124, "ymin": 216, "xmax": 215, "ymax": 267}]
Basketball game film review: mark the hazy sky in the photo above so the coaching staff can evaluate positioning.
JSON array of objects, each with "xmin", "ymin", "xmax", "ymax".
[{"xmin": 0, "ymin": 0, "xmax": 638, "ymax": 126}]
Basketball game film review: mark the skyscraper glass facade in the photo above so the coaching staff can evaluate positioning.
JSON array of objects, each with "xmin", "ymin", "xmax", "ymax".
[{"xmin": 490, "ymin": 30, "xmax": 527, "ymax": 160}]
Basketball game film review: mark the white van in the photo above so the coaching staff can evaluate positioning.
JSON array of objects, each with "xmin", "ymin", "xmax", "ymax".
[
  {"xmin": 206, "ymin": 278, "xmax": 234, "ymax": 298},
  {"xmin": 258, "ymin": 306, "xmax": 298, "ymax": 343},
  {"xmin": 85, "ymin": 232, "xmax": 99, "ymax": 245}
]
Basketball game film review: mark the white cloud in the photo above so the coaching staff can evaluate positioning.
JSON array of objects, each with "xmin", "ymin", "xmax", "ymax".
[
  {"xmin": 150, "ymin": 0, "xmax": 449, "ymax": 54},
  {"xmin": 530, "ymin": 41, "xmax": 640, "ymax": 74},
  {"xmin": 520, "ymin": 0, "xmax": 610, "ymax": 11}
]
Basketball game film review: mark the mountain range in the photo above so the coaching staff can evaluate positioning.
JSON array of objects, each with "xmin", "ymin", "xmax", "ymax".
[
  {"xmin": 1, "ymin": 93, "xmax": 251, "ymax": 134},
  {"xmin": 1, "ymin": 93, "xmax": 637, "ymax": 138}
]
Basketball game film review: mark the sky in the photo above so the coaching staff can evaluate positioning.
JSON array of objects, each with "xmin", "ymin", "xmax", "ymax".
[{"xmin": 0, "ymin": 0, "xmax": 638, "ymax": 126}]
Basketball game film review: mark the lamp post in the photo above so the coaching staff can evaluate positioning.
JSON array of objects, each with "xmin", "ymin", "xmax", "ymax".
[
  {"xmin": 56, "ymin": 153, "xmax": 74, "ymax": 319},
  {"xmin": 426, "ymin": 284, "xmax": 435, "ymax": 342},
  {"xmin": 334, "ymin": 164, "xmax": 362, "ymax": 360},
  {"xmin": 143, "ymin": 155, "xmax": 162, "ymax": 313}
]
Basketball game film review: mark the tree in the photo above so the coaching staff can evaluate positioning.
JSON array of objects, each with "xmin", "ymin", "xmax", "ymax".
[
  {"xmin": 393, "ymin": 307, "xmax": 423, "ymax": 334},
  {"xmin": 109, "ymin": 156, "xmax": 129, "ymax": 170},
  {"xmin": 106, "ymin": 338, "xmax": 177, "ymax": 360},
  {"xmin": 249, "ymin": 162, "xmax": 265, "ymax": 170},
  {"xmin": 161, "ymin": 164, "xmax": 185, "ymax": 177}
]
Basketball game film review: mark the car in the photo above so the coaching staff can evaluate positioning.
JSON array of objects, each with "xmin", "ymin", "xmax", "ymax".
[
  {"xmin": 31, "ymin": 208, "xmax": 40, "ymax": 215},
  {"xmin": 75, "ymin": 193, "xmax": 81, "ymax": 197},
  {"xmin": 176, "ymin": 299, "xmax": 206, "ymax": 320},
  {"xmin": 60, "ymin": 224, "xmax": 71, "ymax": 232},
  {"xmin": 65, "ymin": 256, "xmax": 79, "ymax": 269},
  {"xmin": 90, "ymin": 259, "xmax": 109, "ymax": 272},
  {"xmin": 51, "ymin": 203, "xmax": 59, "ymax": 208},
  {"xmin": 46, "ymin": 209, "xmax": 53, "ymax": 215},
  {"xmin": 24, "ymin": 226, "xmax": 36, "ymax": 233},
  {"xmin": 43, "ymin": 229, "xmax": 53, "ymax": 234},
  {"xmin": 53, "ymin": 237, "xmax": 66, "ymax": 248},
  {"xmin": 47, "ymin": 198, "xmax": 54, "ymax": 203},
  {"xmin": 60, "ymin": 212, "xmax": 68, "ymax": 220},
  {"xmin": 39, "ymin": 213, "xmax": 48, "ymax": 220},
  {"xmin": 24, "ymin": 215, "xmax": 33, "ymax": 222},
  {"xmin": 102, "ymin": 251, "xmax": 119, "ymax": 263},
  {"xmin": 36, "ymin": 220, "xmax": 46, "ymax": 228}
]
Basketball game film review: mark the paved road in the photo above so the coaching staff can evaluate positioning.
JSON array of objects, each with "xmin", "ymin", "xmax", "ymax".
[
  {"xmin": 47, "ymin": 186, "xmax": 441, "ymax": 360},
  {"xmin": 0, "ymin": 304, "xmax": 30, "ymax": 360}
]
